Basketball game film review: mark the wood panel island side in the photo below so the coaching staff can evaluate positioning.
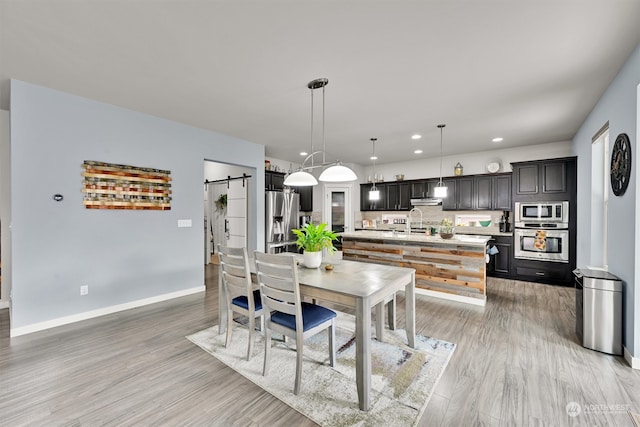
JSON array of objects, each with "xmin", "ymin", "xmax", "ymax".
[{"xmin": 341, "ymin": 231, "xmax": 491, "ymax": 306}]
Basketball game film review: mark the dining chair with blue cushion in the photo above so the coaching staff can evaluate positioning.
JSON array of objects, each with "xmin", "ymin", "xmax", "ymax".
[
  {"xmin": 218, "ymin": 244, "xmax": 264, "ymax": 361},
  {"xmin": 253, "ymin": 251, "xmax": 336, "ymax": 395}
]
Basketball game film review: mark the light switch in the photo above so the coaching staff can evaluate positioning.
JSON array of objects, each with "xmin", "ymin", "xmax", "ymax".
[{"xmin": 178, "ymin": 219, "xmax": 192, "ymax": 228}]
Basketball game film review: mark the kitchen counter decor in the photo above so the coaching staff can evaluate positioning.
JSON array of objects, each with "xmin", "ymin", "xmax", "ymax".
[{"xmin": 439, "ymin": 218, "xmax": 454, "ymax": 239}]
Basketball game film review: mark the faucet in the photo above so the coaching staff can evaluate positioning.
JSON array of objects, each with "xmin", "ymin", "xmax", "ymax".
[{"xmin": 407, "ymin": 208, "xmax": 423, "ymax": 233}]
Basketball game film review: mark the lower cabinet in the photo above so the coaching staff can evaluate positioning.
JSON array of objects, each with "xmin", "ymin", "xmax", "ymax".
[
  {"xmin": 512, "ymin": 259, "xmax": 573, "ymax": 285},
  {"xmin": 488, "ymin": 235, "xmax": 512, "ymax": 278}
]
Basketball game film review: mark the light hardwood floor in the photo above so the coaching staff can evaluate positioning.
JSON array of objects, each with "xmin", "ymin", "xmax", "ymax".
[{"xmin": 1, "ymin": 265, "xmax": 639, "ymax": 426}]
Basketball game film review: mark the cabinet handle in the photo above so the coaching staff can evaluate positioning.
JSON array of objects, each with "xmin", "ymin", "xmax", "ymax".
[{"xmin": 535, "ymin": 272, "xmax": 545, "ymax": 276}]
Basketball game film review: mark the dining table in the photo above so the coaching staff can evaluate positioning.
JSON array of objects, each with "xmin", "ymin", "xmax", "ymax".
[{"xmin": 218, "ymin": 253, "xmax": 416, "ymax": 411}]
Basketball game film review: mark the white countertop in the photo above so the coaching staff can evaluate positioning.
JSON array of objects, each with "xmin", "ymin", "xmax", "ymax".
[{"xmin": 341, "ymin": 230, "xmax": 492, "ymax": 246}]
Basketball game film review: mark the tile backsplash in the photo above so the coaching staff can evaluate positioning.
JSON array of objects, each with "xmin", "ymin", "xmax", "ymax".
[{"xmin": 356, "ymin": 206, "xmax": 511, "ymax": 234}]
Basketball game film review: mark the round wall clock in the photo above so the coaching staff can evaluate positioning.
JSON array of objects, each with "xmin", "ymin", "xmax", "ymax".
[{"xmin": 610, "ymin": 133, "xmax": 632, "ymax": 196}]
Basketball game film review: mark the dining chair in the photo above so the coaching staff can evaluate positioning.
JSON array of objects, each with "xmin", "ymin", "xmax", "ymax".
[
  {"xmin": 253, "ymin": 251, "xmax": 336, "ymax": 395},
  {"xmin": 218, "ymin": 244, "xmax": 264, "ymax": 361}
]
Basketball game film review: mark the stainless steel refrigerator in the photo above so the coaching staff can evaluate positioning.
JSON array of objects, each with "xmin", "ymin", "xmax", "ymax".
[{"xmin": 265, "ymin": 191, "xmax": 300, "ymax": 253}]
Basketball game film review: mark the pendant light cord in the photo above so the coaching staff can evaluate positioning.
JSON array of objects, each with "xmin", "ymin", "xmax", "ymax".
[{"xmin": 438, "ymin": 124, "xmax": 445, "ymax": 185}]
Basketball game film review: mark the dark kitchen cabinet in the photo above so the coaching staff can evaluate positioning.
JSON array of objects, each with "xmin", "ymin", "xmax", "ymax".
[
  {"xmin": 360, "ymin": 183, "xmax": 386, "ymax": 211},
  {"xmin": 411, "ymin": 180, "xmax": 427, "ymax": 198},
  {"xmin": 411, "ymin": 179, "xmax": 438, "ymax": 198},
  {"xmin": 297, "ymin": 185, "xmax": 313, "ymax": 212},
  {"xmin": 265, "ymin": 171, "xmax": 285, "ymax": 191},
  {"xmin": 443, "ymin": 174, "xmax": 511, "ymax": 211},
  {"xmin": 456, "ymin": 177, "xmax": 475, "ymax": 210},
  {"xmin": 488, "ymin": 235, "xmax": 513, "ymax": 278},
  {"xmin": 440, "ymin": 179, "xmax": 458, "ymax": 210},
  {"xmin": 492, "ymin": 174, "xmax": 512, "ymax": 211},
  {"xmin": 475, "ymin": 176, "xmax": 492, "ymax": 210},
  {"xmin": 386, "ymin": 182, "xmax": 411, "ymax": 210},
  {"xmin": 513, "ymin": 160, "xmax": 567, "ymax": 197}
]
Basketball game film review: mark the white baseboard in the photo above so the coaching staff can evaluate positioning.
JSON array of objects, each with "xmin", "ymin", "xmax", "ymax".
[
  {"xmin": 624, "ymin": 346, "xmax": 640, "ymax": 370},
  {"xmin": 415, "ymin": 288, "xmax": 486, "ymax": 307},
  {"xmin": 0, "ymin": 300, "xmax": 9, "ymax": 309},
  {"xmin": 9, "ymin": 286, "xmax": 205, "ymax": 337}
]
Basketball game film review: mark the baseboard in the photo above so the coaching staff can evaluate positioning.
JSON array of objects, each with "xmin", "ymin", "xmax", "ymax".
[
  {"xmin": 624, "ymin": 346, "xmax": 640, "ymax": 370},
  {"xmin": 415, "ymin": 288, "xmax": 486, "ymax": 307},
  {"xmin": 9, "ymin": 286, "xmax": 205, "ymax": 337},
  {"xmin": 0, "ymin": 300, "xmax": 9, "ymax": 309}
]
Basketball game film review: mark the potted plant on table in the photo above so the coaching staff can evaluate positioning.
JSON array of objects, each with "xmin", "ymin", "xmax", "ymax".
[{"xmin": 292, "ymin": 223, "xmax": 338, "ymax": 268}]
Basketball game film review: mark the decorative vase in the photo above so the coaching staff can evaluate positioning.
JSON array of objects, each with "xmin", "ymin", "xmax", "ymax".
[
  {"xmin": 303, "ymin": 250, "xmax": 323, "ymax": 268},
  {"xmin": 439, "ymin": 226, "xmax": 454, "ymax": 239}
]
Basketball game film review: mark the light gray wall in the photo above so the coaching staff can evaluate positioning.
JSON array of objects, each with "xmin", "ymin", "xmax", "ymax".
[
  {"xmin": 365, "ymin": 140, "xmax": 572, "ymax": 181},
  {"xmin": 572, "ymin": 43, "xmax": 640, "ymax": 357},
  {"xmin": 9, "ymin": 80, "xmax": 265, "ymax": 331},
  {"xmin": 0, "ymin": 109, "xmax": 10, "ymax": 309}
]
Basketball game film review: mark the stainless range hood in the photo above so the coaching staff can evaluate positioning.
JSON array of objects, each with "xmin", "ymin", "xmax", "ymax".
[{"xmin": 410, "ymin": 198, "xmax": 442, "ymax": 206}]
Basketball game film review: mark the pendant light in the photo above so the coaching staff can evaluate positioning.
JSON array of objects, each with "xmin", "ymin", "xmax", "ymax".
[
  {"xmin": 284, "ymin": 78, "xmax": 357, "ymax": 185},
  {"xmin": 369, "ymin": 138, "xmax": 380, "ymax": 200},
  {"xmin": 434, "ymin": 124, "xmax": 448, "ymax": 198}
]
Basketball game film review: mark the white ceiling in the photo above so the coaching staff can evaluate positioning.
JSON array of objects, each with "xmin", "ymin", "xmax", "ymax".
[{"xmin": 2, "ymin": 1, "xmax": 639, "ymax": 166}]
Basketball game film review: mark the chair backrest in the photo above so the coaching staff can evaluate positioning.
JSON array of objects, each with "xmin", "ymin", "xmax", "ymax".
[
  {"xmin": 253, "ymin": 252, "xmax": 303, "ymax": 328},
  {"xmin": 218, "ymin": 245, "xmax": 253, "ymax": 304}
]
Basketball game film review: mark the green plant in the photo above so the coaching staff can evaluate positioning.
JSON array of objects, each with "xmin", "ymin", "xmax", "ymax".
[
  {"xmin": 216, "ymin": 193, "xmax": 227, "ymax": 209},
  {"xmin": 440, "ymin": 218, "xmax": 454, "ymax": 233},
  {"xmin": 292, "ymin": 223, "xmax": 338, "ymax": 253}
]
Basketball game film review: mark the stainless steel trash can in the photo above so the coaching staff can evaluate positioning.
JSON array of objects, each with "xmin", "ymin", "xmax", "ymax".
[{"xmin": 573, "ymin": 268, "xmax": 623, "ymax": 355}]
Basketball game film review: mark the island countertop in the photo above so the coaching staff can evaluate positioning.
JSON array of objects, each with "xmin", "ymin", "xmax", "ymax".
[{"xmin": 340, "ymin": 230, "xmax": 492, "ymax": 246}]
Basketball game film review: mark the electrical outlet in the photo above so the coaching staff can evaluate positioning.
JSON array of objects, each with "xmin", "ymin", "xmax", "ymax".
[{"xmin": 80, "ymin": 285, "xmax": 89, "ymax": 296}]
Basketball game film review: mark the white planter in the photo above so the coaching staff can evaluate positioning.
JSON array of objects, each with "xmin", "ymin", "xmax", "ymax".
[{"xmin": 303, "ymin": 250, "xmax": 322, "ymax": 268}]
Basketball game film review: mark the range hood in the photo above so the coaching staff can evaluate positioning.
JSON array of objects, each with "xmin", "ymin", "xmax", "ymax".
[{"xmin": 410, "ymin": 198, "xmax": 442, "ymax": 206}]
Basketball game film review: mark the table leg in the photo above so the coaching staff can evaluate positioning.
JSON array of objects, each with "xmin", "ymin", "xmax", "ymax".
[
  {"xmin": 375, "ymin": 302, "xmax": 385, "ymax": 342},
  {"xmin": 404, "ymin": 271, "xmax": 416, "ymax": 348},
  {"xmin": 219, "ymin": 269, "xmax": 227, "ymax": 335},
  {"xmin": 355, "ymin": 297, "xmax": 372, "ymax": 411}
]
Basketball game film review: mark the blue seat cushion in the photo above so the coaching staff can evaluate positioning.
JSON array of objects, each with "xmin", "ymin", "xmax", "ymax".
[
  {"xmin": 271, "ymin": 302, "xmax": 336, "ymax": 332},
  {"xmin": 231, "ymin": 290, "xmax": 262, "ymax": 311}
]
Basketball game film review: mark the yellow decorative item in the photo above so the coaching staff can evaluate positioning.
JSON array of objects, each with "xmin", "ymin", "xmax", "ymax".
[{"xmin": 454, "ymin": 162, "xmax": 463, "ymax": 176}]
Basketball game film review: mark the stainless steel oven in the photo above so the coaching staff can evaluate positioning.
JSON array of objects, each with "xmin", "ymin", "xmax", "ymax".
[
  {"xmin": 514, "ymin": 228, "xmax": 569, "ymax": 263},
  {"xmin": 515, "ymin": 201, "xmax": 569, "ymax": 228}
]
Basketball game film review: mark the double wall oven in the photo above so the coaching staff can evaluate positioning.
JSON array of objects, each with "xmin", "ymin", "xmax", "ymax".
[{"xmin": 514, "ymin": 201, "xmax": 569, "ymax": 263}]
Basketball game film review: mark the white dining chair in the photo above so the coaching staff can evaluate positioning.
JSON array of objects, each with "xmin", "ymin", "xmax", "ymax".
[
  {"xmin": 253, "ymin": 251, "xmax": 336, "ymax": 395},
  {"xmin": 218, "ymin": 244, "xmax": 264, "ymax": 361}
]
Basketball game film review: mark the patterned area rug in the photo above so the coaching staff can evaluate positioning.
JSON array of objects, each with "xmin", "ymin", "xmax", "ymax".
[{"xmin": 187, "ymin": 312, "xmax": 455, "ymax": 427}]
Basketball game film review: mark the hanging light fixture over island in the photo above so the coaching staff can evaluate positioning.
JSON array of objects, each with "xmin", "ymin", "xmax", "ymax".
[
  {"xmin": 284, "ymin": 78, "xmax": 357, "ymax": 187},
  {"xmin": 433, "ymin": 124, "xmax": 448, "ymax": 198}
]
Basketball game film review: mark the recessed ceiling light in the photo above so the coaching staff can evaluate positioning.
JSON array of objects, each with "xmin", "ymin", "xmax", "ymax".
[
  {"xmin": 411, "ymin": 134, "xmax": 422, "ymax": 140},
  {"xmin": 300, "ymin": 151, "xmax": 308, "ymax": 156},
  {"xmin": 370, "ymin": 156, "xmax": 378, "ymax": 160},
  {"xmin": 492, "ymin": 137, "xmax": 503, "ymax": 142},
  {"xmin": 414, "ymin": 149, "xmax": 423, "ymax": 154}
]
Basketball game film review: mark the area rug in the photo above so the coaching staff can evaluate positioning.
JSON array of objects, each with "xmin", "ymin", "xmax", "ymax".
[{"xmin": 186, "ymin": 312, "xmax": 455, "ymax": 427}]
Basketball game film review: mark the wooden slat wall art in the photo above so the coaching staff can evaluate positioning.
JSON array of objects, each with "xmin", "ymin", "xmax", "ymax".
[{"xmin": 82, "ymin": 160, "xmax": 172, "ymax": 210}]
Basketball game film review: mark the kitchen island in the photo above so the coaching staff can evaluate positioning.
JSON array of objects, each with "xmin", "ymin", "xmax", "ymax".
[{"xmin": 341, "ymin": 230, "xmax": 491, "ymax": 306}]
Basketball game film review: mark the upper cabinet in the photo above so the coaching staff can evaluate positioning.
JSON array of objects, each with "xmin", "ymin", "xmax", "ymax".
[
  {"xmin": 442, "ymin": 174, "xmax": 512, "ymax": 211},
  {"xmin": 360, "ymin": 173, "xmax": 512, "ymax": 212},
  {"xmin": 386, "ymin": 182, "xmax": 411, "ymax": 210},
  {"xmin": 265, "ymin": 170, "xmax": 285, "ymax": 191},
  {"xmin": 360, "ymin": 183, "xmax": 386, "ymax": 211},
  {"xmin": 297, "ymin": 185, "xmax": 313, "ymax": 212},
  {"xmin": 512, "ymin": 158, "xmax": 575, "ymax": 201}
]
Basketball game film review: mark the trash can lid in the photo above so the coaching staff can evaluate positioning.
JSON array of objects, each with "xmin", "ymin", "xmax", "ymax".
[{"xmin": 573, "ymin": 268, "xmax": 622, "ymax": 282}]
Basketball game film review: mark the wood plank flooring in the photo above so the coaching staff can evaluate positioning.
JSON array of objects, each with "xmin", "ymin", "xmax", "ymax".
[{"xmin": 0, "ymin": 265, "xmax": 639, "ymax": 426}]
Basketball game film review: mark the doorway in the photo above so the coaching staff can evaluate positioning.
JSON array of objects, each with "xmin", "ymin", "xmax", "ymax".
[
  {"xmin": 323, "ymin": 184, "xmax": 353, "ymax": 251},
  {"xmin": 204, "ymin": 160, "xmax": 254, "ymax": 264}
]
